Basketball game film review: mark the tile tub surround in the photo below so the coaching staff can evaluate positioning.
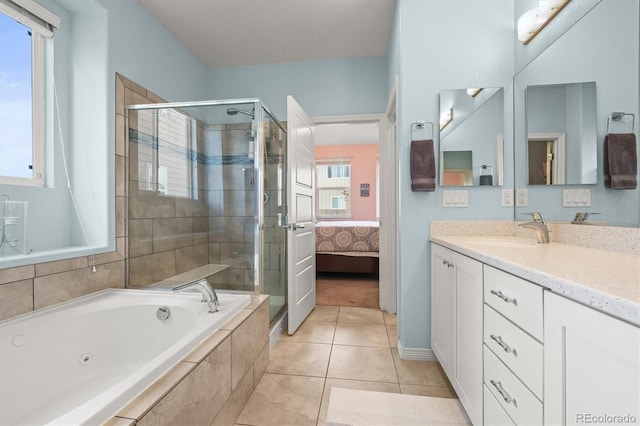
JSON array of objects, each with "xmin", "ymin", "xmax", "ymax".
[
  {"xmin": 430, "ymin": 235, "xmax": 640, "ymax": 326},
  {"xmin": 110, "ymin": 294, "xmax": 269, "ymax": 426}
]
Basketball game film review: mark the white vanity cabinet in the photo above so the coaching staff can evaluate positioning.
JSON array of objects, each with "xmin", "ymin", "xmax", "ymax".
[
  {"xmin": 431, "ymin": 243, "xmax": 483, "ymax": 425},
  {"xmin": 544, "ymin": 291, "xmax": 640, "ymax": 426}
]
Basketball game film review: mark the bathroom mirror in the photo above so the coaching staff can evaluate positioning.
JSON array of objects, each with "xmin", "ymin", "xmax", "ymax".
[
  {"xmin": 439, "ymin": 87, "xmax": 504, "ymax": 187},
  {"xmin": 514, "ymin": 0, "xmax": 639, "ymax": 226},
  {"xmin": 525, "ymin": 82, "xmax": 597, "ymax": 185}
]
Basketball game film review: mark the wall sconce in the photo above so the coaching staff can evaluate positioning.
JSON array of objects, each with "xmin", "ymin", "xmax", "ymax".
[
  {"xmin": 467, "ymin": 88, "xmax": 482, "ymax": 97},
  {"xmin": 439, "ymin": 108, "xmax": 453, "ymax": 130},
  {"xmin": 518, "ymin": 0, "xmax": 570, "ymax": 44}
]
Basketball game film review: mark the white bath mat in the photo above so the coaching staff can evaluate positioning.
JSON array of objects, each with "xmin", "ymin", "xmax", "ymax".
[{"xmin": 326, "ymin": 387, "xmax": 471, "ymax": 426}]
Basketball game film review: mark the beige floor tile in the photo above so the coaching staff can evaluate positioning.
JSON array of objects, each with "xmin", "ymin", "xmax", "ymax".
[
  {"xmin": 282, "ymin": 321, "xmax": 336, "ymax": 344},
  {"xmin": 386, "ymin": 325, "xmax": 397, "ymax": 348},
  {"xmin": 306, "ymin": 305, "xmax": 340, "ymax": 323},
  {"xmin": 392, "ymin": 349, "xmax": 448, "ymax": 387},
  {"xmin": 317, "ymin": 379, "xmax": 401, "ymax": 425},
  {"xmin": 236, "ymin": 373, "xmax": 324, "ymax": 426},
  {"xmin": 383, "ymin": 311, "xmax": 397, "ymax": 325},
  {"xmin": 333, "ymin": 323, "xmax": 389, "ymax": 347},
  {"xmin": 327, "ymin": 345, "xmax": 398, "ymax": 383},
  {"xmin": 338, "ymin": 307, "xmax": 384, "ymax": 324},
  {"xmin": 266, "ymin": 341, "xmax": 331, "ymax": 377},
  {"xmin": 400, "ymin": 384, "xmax": 457, "ymax": 398}
]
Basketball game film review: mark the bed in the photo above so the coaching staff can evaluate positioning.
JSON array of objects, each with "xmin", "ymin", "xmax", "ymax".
[{"xmin": 315, "ymin": 221, "xmax": 379, "ymax": 274}]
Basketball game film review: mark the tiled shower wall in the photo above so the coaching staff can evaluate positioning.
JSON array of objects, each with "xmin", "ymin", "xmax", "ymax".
[{"xmin": 125, "ymin": 77, "xmax": 256, "ymax": 290}]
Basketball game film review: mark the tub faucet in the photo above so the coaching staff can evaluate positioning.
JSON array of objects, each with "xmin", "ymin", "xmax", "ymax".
[
  {"xmin": 173, "ymin": 279, "xmax": 219, "ymax": 313},
  {"xmin": 519, "ymin": 212, "xmax": 550, "ymax": 244}
]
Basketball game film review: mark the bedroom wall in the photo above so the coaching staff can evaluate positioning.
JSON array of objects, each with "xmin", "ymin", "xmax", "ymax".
[{"xmin": 315, "ymin": 144, "xmax": 379, "ymax": 222}]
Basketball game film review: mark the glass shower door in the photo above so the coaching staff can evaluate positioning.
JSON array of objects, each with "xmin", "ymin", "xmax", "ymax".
[{"xmin": 261, "ymin": 107, "xmax": 287, "ymax": 323}]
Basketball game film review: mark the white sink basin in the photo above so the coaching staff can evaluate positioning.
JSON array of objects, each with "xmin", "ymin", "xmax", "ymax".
[{"xmin": 468, "ymin": 238, "xmax": 539, "ymax": 248}]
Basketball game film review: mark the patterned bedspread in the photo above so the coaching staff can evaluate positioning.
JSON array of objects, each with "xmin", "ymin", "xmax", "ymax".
[{"xmin": 316, "ymin": 225, "xmax": 379, "ymax": 252}]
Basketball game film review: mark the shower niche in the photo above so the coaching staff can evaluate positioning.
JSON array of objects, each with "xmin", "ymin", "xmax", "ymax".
[{"xmin": 126, "ymin": 99, "xmax": 287, "ymax": 323}]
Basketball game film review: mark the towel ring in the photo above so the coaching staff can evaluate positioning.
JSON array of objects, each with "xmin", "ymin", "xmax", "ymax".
[
  {"xmin": 411, "ymin": 121, "xmax": 434, "ymax": 140},
  {"xmin": 607, "ymin": 112, "xmax": 636, "ymax": 133}
]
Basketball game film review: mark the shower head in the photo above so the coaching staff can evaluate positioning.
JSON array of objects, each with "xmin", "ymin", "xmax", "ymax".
[{"xmin": 226, "ymin": 108, "xmax": 254, "ymax": 118}]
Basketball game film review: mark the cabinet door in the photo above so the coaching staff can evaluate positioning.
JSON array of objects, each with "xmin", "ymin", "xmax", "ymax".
[
  {"xmin": 452, "ymin": 251, "xmax": 483, "ymax": 426},
  {"xmin": 545, "ymin": 291, "xmax": 640, "ymax": 426},
  {"xmin": 431, "ymin": 243, "xmax": 454, "ymax": 376}
]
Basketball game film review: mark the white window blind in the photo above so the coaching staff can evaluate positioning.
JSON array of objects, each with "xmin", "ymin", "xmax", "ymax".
[{"xmin": 0, "ymin": 0, "xmax": 60, "ymax": 37}]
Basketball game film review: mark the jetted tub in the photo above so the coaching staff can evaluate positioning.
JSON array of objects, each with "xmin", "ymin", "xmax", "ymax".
[{"xmin": 0, "ymin": 288, "xmax": 251, "ymax": 425}]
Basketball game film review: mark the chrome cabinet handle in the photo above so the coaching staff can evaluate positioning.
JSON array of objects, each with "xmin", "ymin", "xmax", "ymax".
[
  {"xmin": 490, "ymin": 379, "xmax": 517, "ymax": 406},
  {"xmin": 490, "ymin": 334, "xmax": 517, "ymax": 355},
  {"xmin": 490, "ymin": 289, "xmax": 518, "ymax": 305},
  {"xmin": 441, "ymin": 259, "xmax": 454, "ymax": 268}
]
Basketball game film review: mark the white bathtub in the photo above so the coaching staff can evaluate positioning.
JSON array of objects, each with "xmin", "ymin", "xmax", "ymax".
[{"xmin": 0, "ymin": 288, "xmax": 251, "ymax": 426}]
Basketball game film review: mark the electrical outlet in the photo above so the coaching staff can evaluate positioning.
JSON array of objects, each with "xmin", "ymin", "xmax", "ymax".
[
  {"xmin": 501, "ymin": 189, "xmax": 514, "ymax": 207},
  {"xmin": 516, "ymin": 189, "xmax": 528, "ymax": 207}
]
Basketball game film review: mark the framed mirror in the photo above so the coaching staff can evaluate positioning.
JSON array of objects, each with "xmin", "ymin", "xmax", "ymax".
[
  {"xmin": 525, "ymin": 82, "xmax": 597, "ymax": 185},
  {"xmin": 439, "ymin": 87, "xmax": 504, "ymax": 187}
]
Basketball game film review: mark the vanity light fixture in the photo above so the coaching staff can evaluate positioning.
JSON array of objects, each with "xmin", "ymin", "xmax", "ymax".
[
  {"xmin": 518, "ymin": 0, "xmax": 570, "ymax": 45},
  {"xmin": 439, "ymin": 108, "xmax": 453, "ymax": 130},
  {"xmin": 467, "ymin": 88, "xmax": 482, "ymax": 97}
]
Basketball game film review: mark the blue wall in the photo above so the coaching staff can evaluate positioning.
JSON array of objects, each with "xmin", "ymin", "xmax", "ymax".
[
  {"xmin": 392, "ymin": 0, "xmax": 515, "ymax": 350},
  {"xmin": 208, "ymin": 56, "xmax": 389, "ymax": 120}
]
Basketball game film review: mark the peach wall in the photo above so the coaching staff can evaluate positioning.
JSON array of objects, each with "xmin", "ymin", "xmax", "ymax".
[{"xmin": 315, "ymin": 144, "xmax": 379, "ymax": 221}]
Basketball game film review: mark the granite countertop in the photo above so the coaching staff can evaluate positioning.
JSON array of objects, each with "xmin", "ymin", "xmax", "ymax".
[{"xmin": 430, "ymin": 236, "xmax": 640, "ymax": 327}]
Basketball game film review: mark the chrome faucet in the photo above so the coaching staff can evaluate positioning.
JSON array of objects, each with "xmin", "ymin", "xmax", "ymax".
[
  {"xmin": 173, "ymin": 279, "xmax": 219, "ymax": 313},
  {"xmin": 571, "ymin": 212, "xmax": 600, "ymax": 224},
  {"xmin": 519, "ymin": 212, "xmax": 550, "ymax": 244}
]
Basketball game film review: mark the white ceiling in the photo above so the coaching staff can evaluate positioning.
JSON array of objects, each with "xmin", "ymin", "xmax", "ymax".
[
  {"xmin": 137, "ymin": 0, "xmax": 396, "ymax": 68},
  {"xmin": 315, "ymin": 122, "xmax": 380, "ymax": 146}
]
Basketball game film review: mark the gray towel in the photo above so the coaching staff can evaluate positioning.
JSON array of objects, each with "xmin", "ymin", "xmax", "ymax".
[
  {"xmin": 604, "ymin": 133, "xmax": 637, "ymax": 190},
  {"xmin": 410, "ymin": 139, "xmax": 435, "ymax": 192}
]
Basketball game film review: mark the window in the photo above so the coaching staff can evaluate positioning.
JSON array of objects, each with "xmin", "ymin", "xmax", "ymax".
[
  {"xmin": 0, "ymin": 0, "xmax": 60, "ymax": 186},
  {"xmin": 316, "ymin": 161, "xmax": 351, "ymax": 218},
  {"xmin": 134, "ymin": 108, "xmax": 198, "ymax": 199}
]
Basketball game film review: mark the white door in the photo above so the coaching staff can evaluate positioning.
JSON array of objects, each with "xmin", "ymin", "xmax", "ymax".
[{"xmin": 286, "ymin": 96, "xmax": 316, "ymax": 334}]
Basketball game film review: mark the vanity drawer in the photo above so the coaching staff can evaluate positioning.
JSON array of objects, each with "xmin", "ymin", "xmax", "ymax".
[
  {"xmin": 484, "ymin": 385, "xmax": 515, "ymax": 426},
  {"xmin": 484, "ymin": 345, "xmax": 543, "ymax": 426},
  {"xmin": 484, "ymin": 304, "xmax": 543, "ymax": 399},
  {"xmin": 484, "ymin": 266, "xmax": 543, "ymax": 341}
]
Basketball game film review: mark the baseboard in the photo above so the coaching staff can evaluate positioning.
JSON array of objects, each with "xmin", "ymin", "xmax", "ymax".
[
  {"xmin": 269, "ymin": 310, "xmax": 287, "ymax": 350},
  {"xmin": 397, "ymin": 341, "xmax": 437, "ymax": 361}
]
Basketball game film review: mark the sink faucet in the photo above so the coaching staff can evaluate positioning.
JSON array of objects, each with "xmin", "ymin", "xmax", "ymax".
[
  {"xmin": 519, "ymin": 212, "xmax": 550, "ymax": 244},
  {"xmin": 173, "ymin": 279, "xmax": 219, "ymax": 313},
  {"xmin": 571, "ymin": 212, "xmax": 600, "ymax": 224}
]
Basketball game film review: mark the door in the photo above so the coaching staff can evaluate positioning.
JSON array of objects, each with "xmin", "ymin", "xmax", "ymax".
[
  {"xmin": 286, "ymin": 96, "xmax": 316, "ymax": 334},
  {"xmin": 431, "ymin": 243, "xmax": 454, "ymax": 376}
]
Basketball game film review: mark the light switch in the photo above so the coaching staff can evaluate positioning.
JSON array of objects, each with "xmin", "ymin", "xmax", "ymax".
[
  {"xmin": 502, "ymin": 189, "xmax": 514, "ymax": 207},
  {"xmin": 563, "ymin": 189, "xmax": 591, "ymax": 207},
  {"xmin": 516, "ymin": 189, "xmax": 528, "ymax": 207}
]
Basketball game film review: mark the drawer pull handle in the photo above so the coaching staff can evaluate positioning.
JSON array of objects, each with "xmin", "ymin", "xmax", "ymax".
[
  {"xmin": 490, "ymin": 379, "xmax": 517, "ymax": 406},
  {"xmin": 490, "ymin": 289, "xmax": 518, "ymax": 305},
  {"xmin": 490, "ymin": 334, "xmax": 517, "ymax": 355},
  {"xmin": 442, "ymin": 260, "xmax": 454, "ymax": 268}
]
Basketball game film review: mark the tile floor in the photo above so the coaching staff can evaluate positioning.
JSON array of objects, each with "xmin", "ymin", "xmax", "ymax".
[{"xmin": 235, "ymin": 305, "xmax": 456, "ymax": 426}]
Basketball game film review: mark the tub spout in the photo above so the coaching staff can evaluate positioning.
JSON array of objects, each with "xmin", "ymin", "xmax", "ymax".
[{"xmin": 173, "ymin": 279, "xmax": 219, "ymax": 313}]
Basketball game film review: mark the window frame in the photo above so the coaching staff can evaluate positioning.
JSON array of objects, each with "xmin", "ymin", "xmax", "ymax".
[
  {"xmin": 0, "ymin": 0, "xmax": 59, "ymax": 187},
  {"xmin": 315, "ymin": 159, "xmax": 352, "ymax": 219}
]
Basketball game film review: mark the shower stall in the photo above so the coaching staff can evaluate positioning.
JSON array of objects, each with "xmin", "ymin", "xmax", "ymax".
[{"xmin": 126, "ymin": 99, "xmax": 287, "ymax": 323}]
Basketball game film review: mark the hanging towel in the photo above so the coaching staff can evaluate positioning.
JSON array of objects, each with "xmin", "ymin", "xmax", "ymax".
[
  {"xmin": 410, "ymin": 139, "xmax": 436, "ymax": 192},
  {"xmin": 604, "ymin": 133, "xmax": 638, "ymax": 190}
]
